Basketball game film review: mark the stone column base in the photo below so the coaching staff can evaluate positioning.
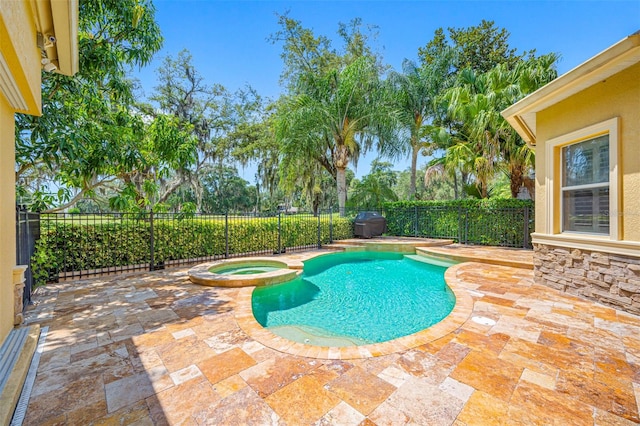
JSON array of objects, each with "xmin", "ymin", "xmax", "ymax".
[
  {"xmin": 12, "ymin": 266, "xmax": 27, "ymax": 326},
  {"xmin": 534, "ymin": 243, "xmax": 640, "ymax": 314}
]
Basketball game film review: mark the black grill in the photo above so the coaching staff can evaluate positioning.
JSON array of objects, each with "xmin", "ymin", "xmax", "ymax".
[{"xmin": 354, "ymin": 212, "xmax": 386, "ymax": 238}]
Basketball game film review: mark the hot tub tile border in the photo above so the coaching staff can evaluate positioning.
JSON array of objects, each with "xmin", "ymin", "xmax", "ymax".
[{"xmin": 188, "ymin": 257, "xmax": 304, "ymax": 287}]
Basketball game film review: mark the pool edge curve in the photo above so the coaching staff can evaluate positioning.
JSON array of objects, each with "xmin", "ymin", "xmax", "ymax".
[{"xmin": 234, "ymin": 261, "xmax": 474, "ymax": 360}]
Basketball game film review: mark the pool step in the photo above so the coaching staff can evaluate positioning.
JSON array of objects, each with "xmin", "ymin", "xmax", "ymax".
[
  {"xmin": 404, "ymin": 254, "xmax": 458, "ymax": 268},
  {"xmin": 415, "ymin": 246, "xmax": 534, "ymax": 270},
  {"xmin": 268, "ymin": 325, "xmax": 368, "ymax": 347}
]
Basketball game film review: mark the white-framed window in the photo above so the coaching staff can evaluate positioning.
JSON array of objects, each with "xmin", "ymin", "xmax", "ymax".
[
  {"xmin": 546, "ymin": 117, "xmax": 619, "ymax": 239},
  {"xmin": 561, "ymin": 135, "xmax": 609, "ymax": 234}
]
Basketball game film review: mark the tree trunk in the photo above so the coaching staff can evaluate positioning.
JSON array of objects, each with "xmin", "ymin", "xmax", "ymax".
[
  {"xmin": 453, "ymin": 171, "xmax": 459, "ymax": 200},
  {"xmin": 312, "ymin": 193, "xmax": 320, "ymax": 217},
  {"xmin": 524, "ymin": 177, "xmax": 535, "ymax": 201},
  {"xmin": 188, "ymin": 174, "xmax": 203, "ymax": 213},
  {"xmin": 337, "ymin": 167, "xmax": 347, "ymax": 217},
  {"xmin": 334, "ymin": 141, "xmax": 350, "ymax": 217},
  {"xmin": 480, "ymin": 183, "xmax": 488, "ymax": 199},
  {"xmin": 410, "ymin": 143, "xmax": 419, "ymax": 198},
  {"xmin": 510, "ymin": 164, "xmax": 524, "ymax": 198},
  {"xmin": 157, "ymin": 178, "xmax": 188, "ymax": 204}
]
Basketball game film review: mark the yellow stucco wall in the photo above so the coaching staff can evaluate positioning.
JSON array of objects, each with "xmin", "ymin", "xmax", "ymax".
[
  {"xmin": 535, "ymin": 62, "xmax": 640, "ymax": 243},
  {"xmin": 0, "ymin": 94, "xmax": 17, "ymax": 344},
  {"xmin": 2, "ymin": 0, "xmax": 77, "ymax": 350},
  {"xmin": 1, "ymin": 4, "xmax": 76, "ymax": 419},
  {"xmin": 0, "ymin": 0, "xmax": 46, "ymax": 346},
  {"xmin": 0, "ymin": 0, "xmax": 42, "ymax": 114}
]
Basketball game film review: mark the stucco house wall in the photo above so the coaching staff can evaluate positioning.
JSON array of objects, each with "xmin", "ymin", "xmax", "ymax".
[
  {"xmin": 0, "ymin": 93, "xmax": 18, "ymax": 343},
  {"xmin": 536, "ymin": 62, "xmax": 640, "ymax": 242},
  {"xmin": 503, "ymin": 33, "xmax": 640, "ymax": 314},
  {"xmin": 0, "ymin": 0, "xmax": 41, "ymax": 346},
  {"xmin": 0, "ymin": 0, "xmax": 78, "ymax": 346},
  {"xmin": 0, "ymin": 1, "xmax": 77, "ymax": 421}
]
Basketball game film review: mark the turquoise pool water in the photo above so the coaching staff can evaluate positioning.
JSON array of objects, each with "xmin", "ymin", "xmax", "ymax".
[{"xmin": 251, "ymin": 251, "xmax": 455, "ymax": 346}]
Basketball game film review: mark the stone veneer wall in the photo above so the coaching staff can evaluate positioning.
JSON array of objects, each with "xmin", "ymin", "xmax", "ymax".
[{"xmin": 533, "ymin": 243, "xmax": 640, "ymax": 315}]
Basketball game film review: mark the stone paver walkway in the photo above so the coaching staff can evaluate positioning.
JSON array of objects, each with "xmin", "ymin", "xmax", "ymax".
[{"xmin": 21, "ymin": 249, "xmax": 640, "ymax": 425}]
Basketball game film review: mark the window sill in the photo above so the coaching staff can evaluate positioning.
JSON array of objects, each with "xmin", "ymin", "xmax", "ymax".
[{"xmin": 531, "ymin": 233, "xmax": 640, "ymax": 258}]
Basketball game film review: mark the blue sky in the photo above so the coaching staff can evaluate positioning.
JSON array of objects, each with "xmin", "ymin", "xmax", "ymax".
[{"xmin": 132, "ymin": 0, "xmax": 640, "ymax": 181}]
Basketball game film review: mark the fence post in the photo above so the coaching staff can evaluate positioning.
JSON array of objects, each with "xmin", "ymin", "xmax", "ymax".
[
  {"xmin": 149, "ymin": 209, "xmax": 155, "ymax": 271},
  {"xmin": 24, "ymin": 209, "xmax": 32, "ymax": 306},
  {"xmin": 523, "ymin": 206, "xmax": 531, "ymax": 249},
  {"xmin": 15, "ymin": 205, "xmax": 21, "ymax": 262},
  {"xmin": 414, "ymin": 206, "xmax": 418, "ymax": 237},
  {"xmin": 317, "ymin": 212, "xmax": 321, "ymax": 248},
  {"xmin": 15, "ymin": 206, "xmax": 28, "ymax": 307},
  {"xmin": 225, "ymin": 212, "xmax": 229, "ymax": 259},
  {"xmin": 277, "ymin": 211, "xmax": 282, "ymax": 254},
  {"xmin": 329, "ymin": 208, "xmax": 333, "ymax": 243},
  {"xmin": 457, "ymin": 207, "xmax": 462, "ymax": 243},
  {"xmin": 464, "ymin": 209, "xmax": 469, "ymax": 244}
]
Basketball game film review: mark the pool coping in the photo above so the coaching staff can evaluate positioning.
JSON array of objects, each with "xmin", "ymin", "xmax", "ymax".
[{"xmin": 234, "ymin": 255, "xmax": 474, "ymax": 359}]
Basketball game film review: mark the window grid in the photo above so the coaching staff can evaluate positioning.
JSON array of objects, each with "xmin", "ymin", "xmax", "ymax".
[{"xmin": 560, "ymin": 135, "xmax": 610, "ymax": 235}]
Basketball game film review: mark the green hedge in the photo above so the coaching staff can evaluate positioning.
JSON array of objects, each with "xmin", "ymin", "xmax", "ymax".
[
  {"xmin": 32, "ymin": 214, "xmax": 354, "ymax": 285},
  {"xmin": 381, "ymin": 199, "xmax": 534, "ymax": 248},
  {"xmin": 31, "ymin": 200, "xmax": 531, "ymax": 286}
]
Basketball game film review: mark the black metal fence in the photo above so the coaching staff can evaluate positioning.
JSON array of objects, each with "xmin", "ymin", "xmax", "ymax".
[
  {"xmin": 376, "ymin": 205, "xmax": 533, "ymax": 248},
  {"xmin": 16, "ymin": 206, "xmax": 40, "ymax": 307},
  {"xmin": 16, "ymin": 203, "xmax": 533, "ymax": 291},
  {"xmin": 34, "ymin": 210, "xmax": 353, "ymax": 283}
]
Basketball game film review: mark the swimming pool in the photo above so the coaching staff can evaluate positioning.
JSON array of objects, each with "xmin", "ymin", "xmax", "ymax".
[{"xmin": 251, "ymin": 251, "xmax": 456, "ymax": 346}]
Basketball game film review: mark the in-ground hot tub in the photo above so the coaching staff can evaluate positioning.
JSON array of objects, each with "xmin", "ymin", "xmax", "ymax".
[{"xmin": 188, "ymin": 258, "xmax": 301, "ymax": 287}]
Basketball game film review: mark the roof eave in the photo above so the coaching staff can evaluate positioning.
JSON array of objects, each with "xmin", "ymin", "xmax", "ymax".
[
  {"xmin": 502, "ymin": 31, "xmax": 640, "ymax": 145},
  {"xmin": 50, "ymin": 0, "xmax": 79, "ymax": 76},
  {"xmin": 33, "ymin": 0, "xmax": 79, "ymax": 76}
]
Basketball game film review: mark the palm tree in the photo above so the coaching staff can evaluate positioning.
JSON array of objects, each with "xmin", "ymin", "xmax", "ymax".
[
  {"xmin": 276, "ymin": 56, "xmax": 400, "ymax": 215},
  {"xmin": 431, "ymin": 68, "xmax": 491, "ymax": 198},
  {"xmin": 348, "ymin": 160, "xmax": 398, "ymax": 209},
  {"xmin": 387, "ymin": 51, "xmax": 455, "ymax": 199},
  {"xmin": 437, "ymin": 53, "xmax": 558, "ymax": 198},
  {"xmin": 497, "ymin": 54, "xmax": 558, "ymax": 197}
]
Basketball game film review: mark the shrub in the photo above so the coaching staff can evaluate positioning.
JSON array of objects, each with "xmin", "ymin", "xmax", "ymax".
[
  {"xmin": 382, "ymin": 199, "xmax": 534, "ymax": 248},
  {"xmin": 31, "ymin": 214, "xmax": 354, "ymax": 285}
]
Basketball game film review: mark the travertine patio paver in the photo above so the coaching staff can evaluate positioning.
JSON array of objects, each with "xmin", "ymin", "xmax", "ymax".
[{"xmin": 19, "ymin": 248, "xmax": 640, "ymax": 425}]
